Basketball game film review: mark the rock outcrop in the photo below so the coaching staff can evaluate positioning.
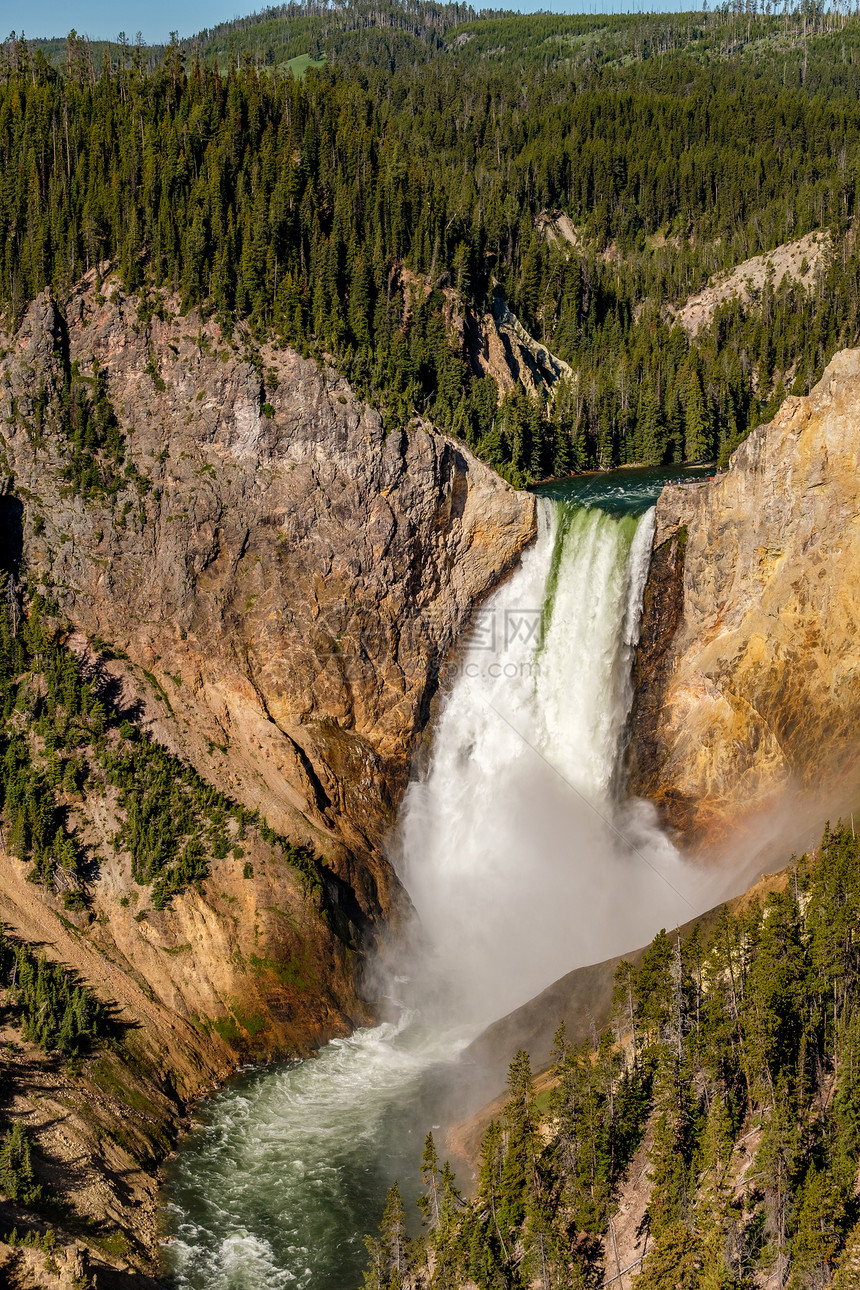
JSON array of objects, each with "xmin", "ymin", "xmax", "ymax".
[
  {"xmin": 463, "ymin": 291, "xmax": 573, "ymax": 399},
  {"xmin": 667, "ymin": 229, "xmax": 831, "ymax": 338},
  {"xmin": 400, "ymin": 269, "xmax": 572, "ymax": 401},
  {"xmin": 0, "ymin": 276, "xmax": 535, "ymax": 1275},
  {"xmin": 628, "ymin": 349, "xmax": 860, "ymax": 848},
  {"xmin": 2, "ymin": 280, "xmax": 534, "ymax": 871}
]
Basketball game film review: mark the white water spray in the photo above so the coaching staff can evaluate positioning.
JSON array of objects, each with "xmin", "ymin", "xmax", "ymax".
[
  {"xmin": 165, "ymin": 486, "xmax": 719, "ymax": 1290},
  {"xmin": 397, "ymin": 498, "xmax": 692, "ymax": 1031}
]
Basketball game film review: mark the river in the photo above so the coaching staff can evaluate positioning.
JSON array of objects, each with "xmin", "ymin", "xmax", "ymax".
[{"xmin": 161, "ymin": 464, "xmax": 715, "ymax": 1289}]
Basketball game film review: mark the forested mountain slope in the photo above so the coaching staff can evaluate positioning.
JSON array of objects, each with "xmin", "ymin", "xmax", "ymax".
[
  {"xmin": 7, "ymin": 3, "xmax": 860, "ymax": 480},
  {"xmin": 367, "ymin": 823, "xmax": 860, "ymax": 1290}
]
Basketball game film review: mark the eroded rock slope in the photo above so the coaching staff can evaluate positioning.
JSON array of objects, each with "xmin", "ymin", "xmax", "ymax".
[
  {"xmin": 628, "ymin": 349, "xmax": 860, "ymax": 847},
  {"xmin": 3, "ymin": 279, "xmax": 533, "ymax": 871},
  {"xmin": 0, "ymin": 275, "xmax": 534, "ymax": 1279}
]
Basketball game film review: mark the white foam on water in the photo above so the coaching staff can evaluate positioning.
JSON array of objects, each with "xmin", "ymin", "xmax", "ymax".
[{"xmin": 164, "ymin": 1020, "xmax": 471, "ymax": 1288}]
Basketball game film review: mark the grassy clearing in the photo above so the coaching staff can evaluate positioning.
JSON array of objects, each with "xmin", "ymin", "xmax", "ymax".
[{"xmin": 284, "ymin": 53, "xmax": 326, "ymax": 79}]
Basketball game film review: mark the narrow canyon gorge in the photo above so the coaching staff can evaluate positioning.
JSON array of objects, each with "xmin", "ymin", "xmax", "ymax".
[{"xmin": 0, "ymin": 285, "xmax": 857, "ymax": 1287}]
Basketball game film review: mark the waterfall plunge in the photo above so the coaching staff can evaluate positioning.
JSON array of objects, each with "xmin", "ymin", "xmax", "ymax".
[
  {"xmin": 396, "ymin": 498, "xmax": 693, "ymax": 1033},
  {"xmin": 164, "ymin": 489, "xmax": 719, "ymax": 1290}
]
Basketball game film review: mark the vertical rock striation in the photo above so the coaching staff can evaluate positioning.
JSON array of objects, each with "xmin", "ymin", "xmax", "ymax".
[
  {"xmin": 628, "ymin": 350, "xmax": 860, "ymax": 848},
  {"xmin": 0, "ymin": 276, "xmax": 535, "ymax": 1058}
]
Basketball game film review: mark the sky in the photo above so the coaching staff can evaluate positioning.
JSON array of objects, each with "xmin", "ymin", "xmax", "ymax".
[{"xmin": 4, "ymin": 0, "xmax": 697, "ymax": 47}]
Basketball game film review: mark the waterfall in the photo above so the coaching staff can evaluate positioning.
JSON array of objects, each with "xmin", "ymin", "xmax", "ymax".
[
  {"xmin": 396, "ymin": 497, "xmax": 691, "ymax": 1031},
  {"xmin": 164, "ymin": 487, "xmax": 706, "ymax": 1290}
]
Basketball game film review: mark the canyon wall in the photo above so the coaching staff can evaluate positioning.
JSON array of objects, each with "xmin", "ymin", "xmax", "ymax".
[
  {"xmin": 3, "ymin": 279, "xmax": 534, "ymax": 875},
  {"xmin": 628, "ymin": 348, "xmax": 860, "ymax": 848},
  {"xmin": 0, "ymin": 276, "xmax": 534, "ymax": 985},
  {"xmin": 0, "ymin": 278, "xmax": 534, "ymax": 1279}
]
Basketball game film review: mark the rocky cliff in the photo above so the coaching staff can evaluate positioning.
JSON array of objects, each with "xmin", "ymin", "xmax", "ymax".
[
  {"xmin": 399, "ymin": 269, "xmax": 572, "ymax": 401},
  {"xmin": 0, "ymin": 274, "xmax": 535, "ymax": 1280},
  {"xmin": 628, "ymin": 349, "xmax": 860, "ymax": 848},
  {"xmin": 4, "ymin": 277, "xmax": 534, "ymax": 864},
  {"xmin": 462, "ymin": 291, "xmax": 573, "ymax": 399}
]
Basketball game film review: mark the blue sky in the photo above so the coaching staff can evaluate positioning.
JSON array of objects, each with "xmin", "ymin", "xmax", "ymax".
[{"xmin": 7, "ymin": 1, "xmax": 695, "ymax": 47}]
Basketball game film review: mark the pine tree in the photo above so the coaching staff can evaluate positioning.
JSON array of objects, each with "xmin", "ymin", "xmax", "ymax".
[
  {"xmin": 646, "ymin": 1054, "xmax": 695, "ymax": 1239},
  {"xmin": 790, "ymin": 1162, "xmax": 846, "ymax": 1287},
  {"xmin": 636, "ymin": 386, "xmax": 666, "ymax": 466},
  {"xmin": 427, "ymin": 1161, "xmax": 465, "ymax": 1290},
  {"xmin": 364, "ymin": 1182, "xmax": 408, "ymax": 1290},
  {"xmin": 418, "ymin": 1132, "xmax": 441, "ymax": 1229},
  {"xmin": 0, "ymin": 1123, "xmax": 42, "ymax": 1205},
  {"xmin": 695, "ymin": 1095, "xmax": 742, "ymax": 1289},
  {"xmin": 612, "ymin": 959, "xmax": 638, "ymax": 1064},
  {"xmin": 637, "ymin": 1222, "xmax": 703, "ymax": 1290},
  {"xmin": 832, "ymin": 1218, "xmax": 860, "ymax": 1289},
  {"xmin": 684, "ymin": 370, "xmax": 711, "ymax": 462},
  {"xmin": 755, "ymin": 1078, "xmax": 800, "ymax": 1282}
]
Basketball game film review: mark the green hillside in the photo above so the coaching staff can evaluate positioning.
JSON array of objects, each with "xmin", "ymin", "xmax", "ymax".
[{"xmin": 5, "ymin": 3, "xmax": 860, "ymax": 481}]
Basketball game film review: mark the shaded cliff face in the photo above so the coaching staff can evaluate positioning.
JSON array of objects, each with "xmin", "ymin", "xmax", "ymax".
[
  {"xmin": 0, "ymin": 277, "xmax": 534, "ymax": 1055},
  {"xmin": 628, "ymin": 349, "xmax": 860, "ymax": 847}
]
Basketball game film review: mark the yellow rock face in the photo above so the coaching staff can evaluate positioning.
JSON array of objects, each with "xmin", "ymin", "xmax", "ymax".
[{"xmin": 629, "ymin": 349, "xmax": 860, "ymax": 850}]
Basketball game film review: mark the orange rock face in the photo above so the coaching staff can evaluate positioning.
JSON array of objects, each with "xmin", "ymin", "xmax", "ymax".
[
  {"xmin": 0, "ymin": 278, "xmax": 535, "ymax": 1065},
  {"xmin": 628, "ymin": 350, "xmax": 860, "ymax": 850}
]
